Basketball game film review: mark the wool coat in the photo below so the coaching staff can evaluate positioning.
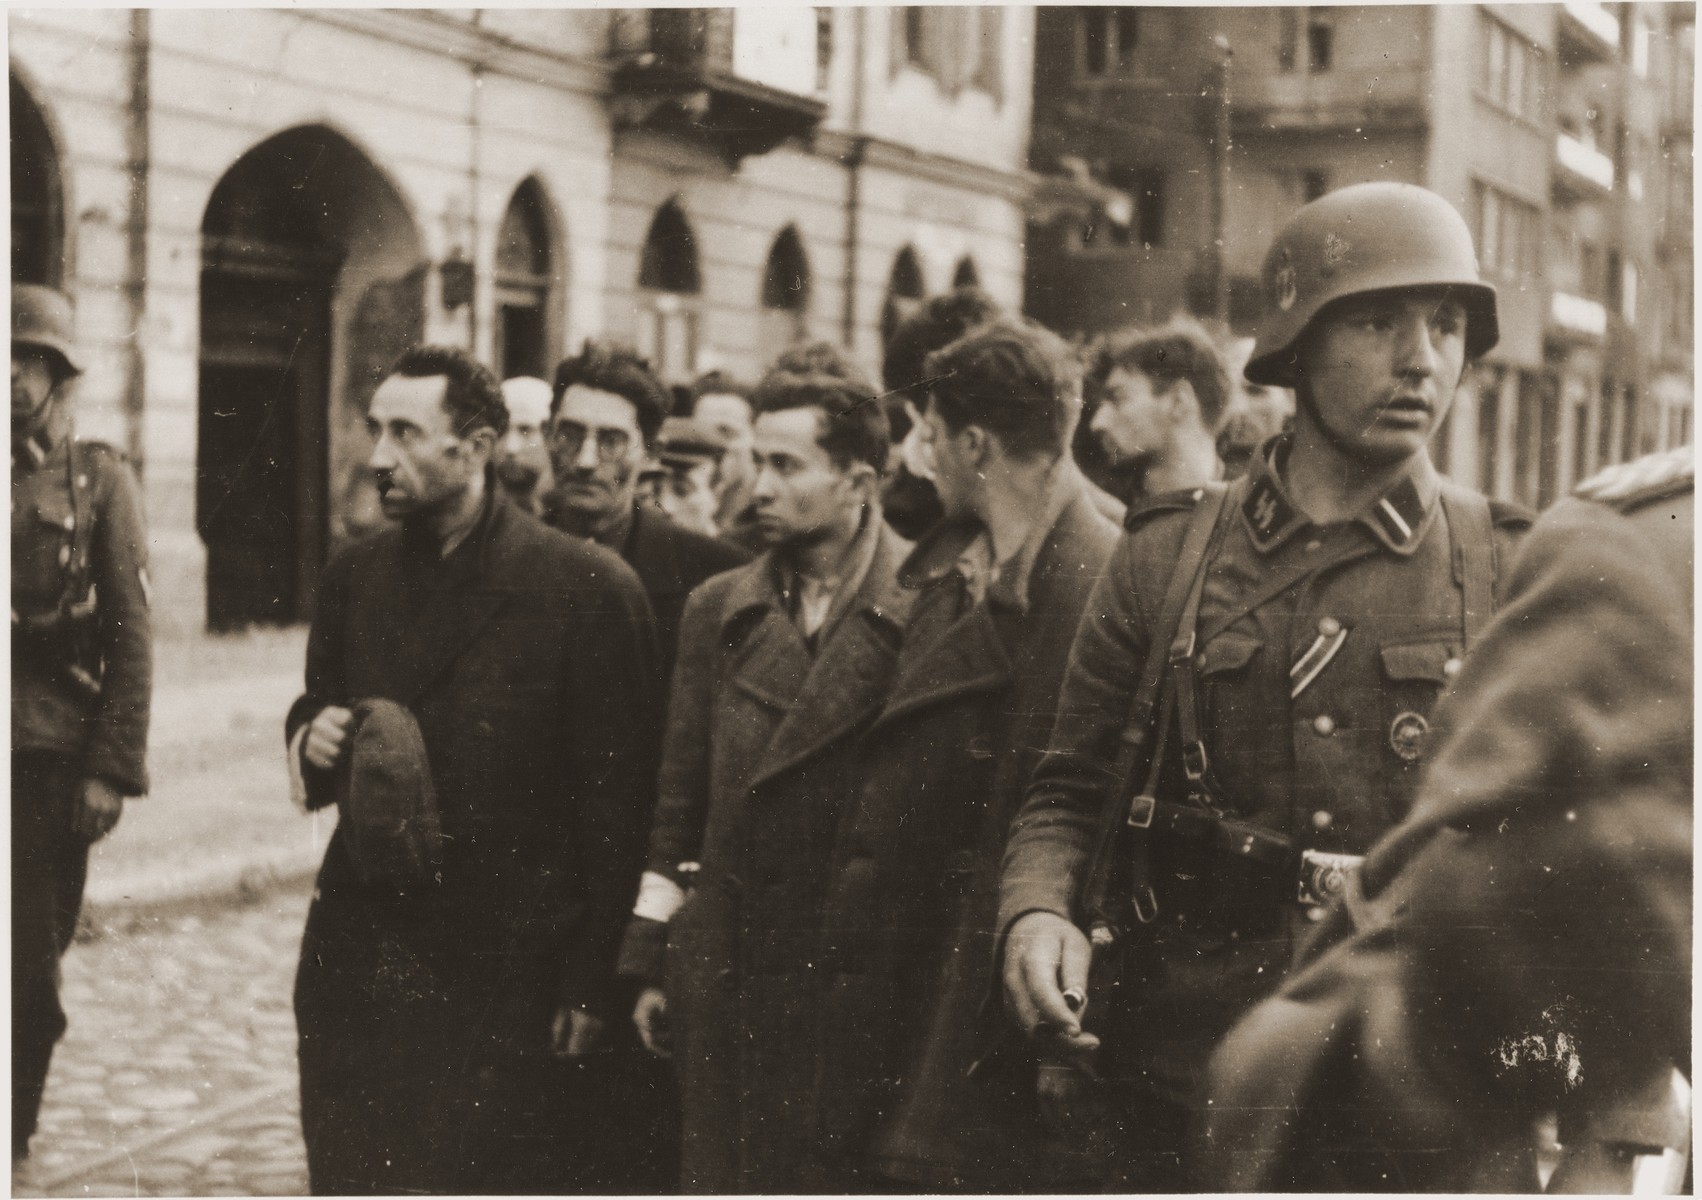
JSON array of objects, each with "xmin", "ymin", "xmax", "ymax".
[
  {"xmin": 816, "ymin": 472, "xmax": 1120, "ymax": 1190},
  {"xmin": 618, "ymin": 520, "xmax": 915, "ymax": 1194},
  {"xmin": 286, "ymin": 494, "xmax": 662, "ymax": 1196}
]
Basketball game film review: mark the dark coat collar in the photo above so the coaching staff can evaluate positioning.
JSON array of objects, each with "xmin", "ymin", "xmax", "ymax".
[{"xmin": 1241, "ymin": 436, "xmax": 1440, "ymax": 557}]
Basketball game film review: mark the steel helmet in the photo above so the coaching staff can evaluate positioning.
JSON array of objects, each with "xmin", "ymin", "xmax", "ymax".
[
  {"xmin": 12, "ymin": 284, "xmax": 82, "ymax": 379},
  {"xmin": 1245, "ymin": 182, "xmax": 1498, "ymax": 387}
]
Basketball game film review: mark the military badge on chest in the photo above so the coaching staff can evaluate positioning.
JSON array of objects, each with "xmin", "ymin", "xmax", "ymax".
[{"xmin": 1388, "ymin": 710, "xmax": 1431, "ymax": 762}]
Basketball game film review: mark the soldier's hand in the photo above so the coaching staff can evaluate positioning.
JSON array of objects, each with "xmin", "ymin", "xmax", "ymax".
[
  {"xmin": 1004, "ymin": 912, "xmax": 1100, "ymax": 1062},
  {"xmin": 303, "ymin": 706, "xmax": 355, "ymax": 771},
  {"xmin": 73, "ymin": 777, "xmax": 125, "ymax": 843},
  {"xmin": 633, "ymin": 986, "xmax": 672, "ymax": 1059},
  {"xmin": 549, "ymin": 1006, "xmax": 607, "ymax": 1058}
]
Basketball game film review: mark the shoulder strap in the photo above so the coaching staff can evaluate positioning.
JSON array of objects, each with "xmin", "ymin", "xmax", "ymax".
[
  {"xmin": 1079, "ymin": 478, "xmax": 1241, "ymax": 926},
  {"xmin": 1439, "ymin": 487, "xmax": 1494, "ymax": 647}
]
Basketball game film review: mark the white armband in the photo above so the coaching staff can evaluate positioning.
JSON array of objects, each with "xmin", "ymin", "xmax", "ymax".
[{"xmin": 633, "ymin": 869, "xmax": 687, "ymax": 923}]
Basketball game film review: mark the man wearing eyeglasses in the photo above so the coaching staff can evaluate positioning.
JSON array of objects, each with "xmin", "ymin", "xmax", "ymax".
[{"xmin": 544, "ymin": 342, "xmax": 751, "ymax": 676}]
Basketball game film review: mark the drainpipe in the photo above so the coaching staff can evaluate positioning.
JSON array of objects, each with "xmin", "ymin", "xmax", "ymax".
[
  {"xmin": 840, "ymin": 8, "xmax": 868, "ymax": 350},
  {"xmin": 124, "ymin": 9, "xmax": 151, "ymax": 466}
]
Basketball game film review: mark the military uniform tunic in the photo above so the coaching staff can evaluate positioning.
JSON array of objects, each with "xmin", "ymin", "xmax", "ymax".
[
  {"xmin": 11, "ymin": 412, "xmax": 152, "ymax": 1149},
  {"xmin": 1000, "ymin": 437, "xmax": 1528, "ymax": 1132}
]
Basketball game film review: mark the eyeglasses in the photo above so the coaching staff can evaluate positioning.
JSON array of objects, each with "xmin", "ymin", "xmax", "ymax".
[{"xmin": 549, "ymin": 419, "xmax": 633, "ymax": 462}]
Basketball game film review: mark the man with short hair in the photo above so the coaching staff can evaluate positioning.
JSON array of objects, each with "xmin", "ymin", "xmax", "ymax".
[
  {"xmin": 620, "ymin": 343, "xmax": 915, "ymax": 1193},
  {"xmin": 816, "ymin": 318, "xmax": 1121, "ymax": 1190},
  {"xmin": 1088, "ymin": 318, "xmax": 1231, "ymax": 502},
  {"xmin": 495, "ymin": 375, "xmax": 554, "ymax": 513},
  {"xmin": 687, "ymin": 371, "xmax": 763, "ymax": 550},
  {"xmin": 12, "ymin": 284, "xmax": 153, "ymax": 1165},
  {"xmin": 545, "ymin": 343, "xmax": 750, "ymax": 675},
  {"xmin": 1000, "ymin": 182, "xmax": 1532, "ymax": 1188},
  {"xmin": 287, "ymin": 345, "xmax": 662, "ymax": 1195}
]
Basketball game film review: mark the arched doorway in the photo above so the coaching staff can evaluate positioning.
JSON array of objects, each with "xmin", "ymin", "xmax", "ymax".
[
  {"xmin": 11, "ymin": 73, "xmax": 65, "ymax": 286},
  {"xmin": 198, "ymin": 125, "xmax": 423, "ymax": 630},
  {"xmin": 636, "ymin": 198, "xmax": 701, "ymax": 383},
  {"xmin": 880, "ymin": 245, "xmax": 926, "ymax": 347},
  {"xmin": 495, "ymin": 178, "xmax": 560, "ymax": 380},
  {"xmin": 952, "ymin": 256, "xmax": 981, "ymax": 289},
  {"xmin": 758, "ymin": 225, "xmax": 811, "ymax": 367}
]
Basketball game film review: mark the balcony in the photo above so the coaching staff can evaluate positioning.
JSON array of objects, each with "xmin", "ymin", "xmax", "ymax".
[
  {"xmin": 1553, "ymin": 131, "xmax": 1616, "ymax": 201},
  {"xmin": 1549, "ymin": 290, "xmax": 1609, "ymax": 339},
  {"xmin": 606, "ymin": 9, "xmax": 825, "ymax": 166},
  {"xmin": 1558, "ymin": 1, "xmax": 1619, "ymax": 66},
  {"xmin": 1231, "ymin": 64, "xmax": 1427, "ymax": 137}
]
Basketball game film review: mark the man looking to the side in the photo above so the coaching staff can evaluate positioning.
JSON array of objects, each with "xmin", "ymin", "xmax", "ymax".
[
  {"xmin": 1087, "ymin": 318, "xmax": 1230, "ymax": 503},
  {"xmin": 544, "ymin": 342, "xmax": 750, "ymax": 674},
  {"xmin": 816, "ymin": 318, "xmax": 1122, "ymax": 1191},
  {"xmin": 287, "ymin": 345, "xmax": 662, "ymax": 1195},
  {"xmin": 687, "ymin": 371, "xmax": 763, "ymax": 551},
  {"xmin": 620, "ymin": 342, "xmax": 915, "ymax": 1193}
]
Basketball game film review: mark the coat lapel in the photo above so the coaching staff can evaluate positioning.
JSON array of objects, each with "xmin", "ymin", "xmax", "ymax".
[
  {"xmin": 747, "ymin": 526, "xmax": 910, "ymax": 790},
  {"xmin": 870, "ymin": 594, "xmax": 1013, "ymax": 734}
]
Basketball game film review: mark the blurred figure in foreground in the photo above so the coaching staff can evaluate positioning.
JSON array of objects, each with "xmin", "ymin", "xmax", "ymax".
[{"xmin": 1202, "ymin": 444, "xmax": 1693, "ymax": 1192}]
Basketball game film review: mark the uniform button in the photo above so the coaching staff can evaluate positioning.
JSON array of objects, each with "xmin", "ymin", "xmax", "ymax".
[
  {"xmin": 1317, "ymin": 616, "xmax": 1342, "ymax": 637},
  {"xmin": 61, "ymin": 515, "xmax": 74, "ymax": 531},
  {"xmin": 1443, "ymin": 657, "xmax": 1463, "ymax": 678},
  {"xmin": 57, "ymin": 545, "xmax": 71, "ymax": 567},
  {"xmin": 1313, "ymin": 714, "xmax": 1336, "ymax": 736},
  {"xmin": 1306, "ymin": 905, "xmax": 1327, "ymax": 922},
  {"xmin": 1305, "ymin": 539, "xmax": 1323, "ymax": 552},
  {"xmin": 1311, "ymin": 810, "xmax": 1333, "ymax": 830}
]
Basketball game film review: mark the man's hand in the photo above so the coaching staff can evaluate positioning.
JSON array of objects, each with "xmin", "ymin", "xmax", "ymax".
[
  {"xmin": 303, "ymin": 706, "xmax": 355, "ymax": 771},
  {"xmin": 633, "ymin": 986, "xmax": 672, "ymax": 1059},
  {"xmin": 549, "ymin": 1006, "xmax": 607, "ymax": 1058},
  {"xmin": 1003, "ymin": 912, "xmax": 1100, "ymax": 1059},
  {"xmin": 73, "ymin": 777, "xmax": 125, "ymax": 843}
]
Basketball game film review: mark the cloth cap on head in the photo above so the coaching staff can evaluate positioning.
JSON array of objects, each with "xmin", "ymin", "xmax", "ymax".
[
  {"xmin": 1246, "ymin": 182, "xmax": 1498, "ymax": 387},
  {"xmin": 13, "ymin": 284, "xmax": 82, "ymax": 378},
  {"xmin": 657, "ymin": 415, "xmax": 727, "ymax": 467},
  {"xmin": 500, "ymin": 375, "xmax": 553, "ymax": 421}
]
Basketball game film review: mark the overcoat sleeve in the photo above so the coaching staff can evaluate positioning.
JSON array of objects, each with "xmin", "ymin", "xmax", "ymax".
[
  {"xmin": 997, "ymin": 532, "xmax": 1150, "ymax": 938},
  {"xmin": 615, "ymin": 578, "xmax": 723, "ymax": 983},
  {"xmin": 555, "ymin": 568, "xmax": 665, "ymax": 1015},
  {"xmin": 282, "ymin": 548, "xmax": 355, "ymax": 811},
  {"xmin": 84, "ymin": 448, "xmax": 153, "ymax": 796}
]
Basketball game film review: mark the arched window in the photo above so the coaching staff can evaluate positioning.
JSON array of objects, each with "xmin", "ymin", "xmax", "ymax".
[
  {"xmin": 759, "ymin": 225, "xmax": 811, "ymax": 364},
  {"xmin": 495, "ymin": 178, "xmax": 559, "ymax": 380},
  {"xmin": 637, "ymin": 199, "xmax": 702, "ymax": 382},
  {"xmin": 952, "ymin": 256, "xmax": 981, "ymax": 289},
  {"xmin": 880, "ymin": 245, "xmax": 927, "ymax": 347},
  {"xmin": 12, "ymin": 74, "xmax": 64, "ymax": 287}
]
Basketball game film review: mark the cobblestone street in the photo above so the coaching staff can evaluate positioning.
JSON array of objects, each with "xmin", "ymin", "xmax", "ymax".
[{"xmin": 16, "ymin": 881, "xmax": 313, "ymax": 1197}]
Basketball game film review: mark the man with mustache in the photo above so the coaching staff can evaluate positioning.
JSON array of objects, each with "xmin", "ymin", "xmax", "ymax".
[
  {"xmin": 544, "ymin": 342, "xmax": 750, "ymax": 676},
  {"xmin": 999, "ymin": 182, "xmax": 1532, "ymax": 1188}
]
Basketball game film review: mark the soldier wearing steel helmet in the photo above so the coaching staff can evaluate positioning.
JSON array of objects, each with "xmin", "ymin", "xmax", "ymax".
[
  {"xmin": 996, "ymin": 182, "xmax": 1531, "ymax": 1188},
  {"xmin": 11, "ymin": 283, "xmax": 153, "ymax": 1161}
]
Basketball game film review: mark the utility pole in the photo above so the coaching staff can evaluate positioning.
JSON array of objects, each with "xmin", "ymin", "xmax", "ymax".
[{"xmin": 1212, "ymin": 33, "xmax": 1233, "ymax": 327}]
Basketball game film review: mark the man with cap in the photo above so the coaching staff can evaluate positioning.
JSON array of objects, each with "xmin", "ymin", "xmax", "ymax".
[
  {"xmin": 543, "ymin": 342, "xmax": 750, "ymax": 677},
  {"xmin": 998, "ymin": 182, "xmax": 1531, "ymax": 1188},
  {"xmin": 495, "ymin": 375, "xmax": 554, "ymax": 514},
  {"xmin": 654, "ymin": 414, "xmax": 726, "ymax": 537},
  {"xmin": 12, "ymin": 284, "xmax": 153, "ymax": 1162}
]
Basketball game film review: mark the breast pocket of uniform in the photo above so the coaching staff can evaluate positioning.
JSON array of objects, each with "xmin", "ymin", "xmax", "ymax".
[
  {"xmin": 1198, "ymin": 631, "xmax": 1264, "ymax": 730},
  {"xmin": 19, "ymin": 496, "xmax": 80, "ymax": 606},
  {"xmin": 1378, "ymin": 638, "xmax": 1462, "ymax": 771}
]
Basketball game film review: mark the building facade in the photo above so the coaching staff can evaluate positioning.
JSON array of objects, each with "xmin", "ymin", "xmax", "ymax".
[
  {"xmin": 10, "ymin": 7, "xmax": 1035, "ymax": 634},
  {"xmin": 1027, "ymin": 3, "xmax": 1694, "ymax": 511}
]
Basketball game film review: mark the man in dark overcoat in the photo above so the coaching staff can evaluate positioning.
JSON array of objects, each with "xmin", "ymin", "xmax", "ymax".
[
  {"xmin": 12, "ymin": 284, "xmax": 153, "ymax": 1162},
  {"xmin": 618, "ymin": 343, "xmax": 914, "ymax": 1193},
  {"xmin": 543, "ymin": 341, "xmax": 750, "ymax": 677},
  {"xmin": 285, "ymin": 346, "xmax": 662, "ymax": 1195},
  {"xmin": 815, "ymin": 318, "xmax": 1120, "ymax": 1190},
  {"xmin": 1200, "ymin": 445, "xmax": 1693, "ymax": 1192}
]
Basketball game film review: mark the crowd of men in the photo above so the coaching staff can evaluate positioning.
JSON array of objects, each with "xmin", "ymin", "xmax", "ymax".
[{"xmin": 12, "ymin": 179, "xmax": 1691, "ymax": 1195}]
